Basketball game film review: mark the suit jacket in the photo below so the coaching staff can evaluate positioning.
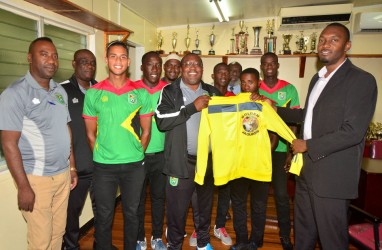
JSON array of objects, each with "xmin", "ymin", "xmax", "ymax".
[{"xmin": 278, "ymin": 59, "xmax": 377, "ymax": 199}]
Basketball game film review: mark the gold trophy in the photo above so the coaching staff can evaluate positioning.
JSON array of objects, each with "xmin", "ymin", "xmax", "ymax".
[
  {"xmin": 264, "ymin": 19, "xmax": 276, "ymax": 53},
  {"xmin": 171, "ymin": 32, "xmax": 178, "ymax": 54},
  {"xmin": 235, "ymin": 20, "xmax": 248, "ymax": 54},
  {"xmin": 208, "ymin": 24, "xmax": 216, "ymax": 55},
  {"xmin": 310, "ymin": 32, "xmax": 317, "ymax": 53},
  {"xmin": 157, "ymin": 31, "xmax": 164, "ymax": 54},
  {"xmin": 294, "ymin": 31, "xmax": 304, "ymax": 54},
  {"xmin": 227, "ymin": 27, "xmax": 236, "ymax": 55},
  {"xmin": 184, "ymin": 25, "xmax": 191, "ymax": 55},
  {"xmin": 192, "ymin": 30, "xmax": 201, "ymax": 55},
  {"xmin": 282, "ymin": 34, "xmax": 292, "ymax": 55}
]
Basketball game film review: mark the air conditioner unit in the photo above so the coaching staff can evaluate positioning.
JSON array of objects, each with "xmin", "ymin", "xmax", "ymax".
[
  {"xmin": 278, "ymin": 4, "xmax": 353, "ymax": 30},
  {"xmin": 353, "ymin": 12, "xmax": 382, "ymax": 33}
]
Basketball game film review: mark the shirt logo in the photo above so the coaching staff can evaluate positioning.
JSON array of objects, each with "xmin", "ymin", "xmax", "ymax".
[
  {"xmin": 278, "ymin": 92, "xmax": 286, "ymax": 101},
  {"xmin": 72, "ymin": 98, "xmax": 79, "ymax": 104},
  {"xmin": 32, "ymin": 98, "xmax": 40, "ymax": 104},
  {"xmin": 242, "ymin": 112, "xmax": 259, "ymax": 136},
  {"xmin": 55, "ymin": 93, "xmax": 65, "ymax": 105},
  {"xmin": 101, "ymin": 96, "xmax": 108, "ymax": 102},
  {"xmin": 169, "ymin": 177, "xmax": 178, "ymax": 186},
  {"xmin": 129, "ymin": 94, "xmax": 137, "ymax": 104}
]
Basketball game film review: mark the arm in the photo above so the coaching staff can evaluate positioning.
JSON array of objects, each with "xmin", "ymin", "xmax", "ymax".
[
  {"xmin": 68, "ymin": 125, "xmax": 78, "ymax": 190},
  {"xmin": 84, "ymin": 118, "xmax": 97, "ymax": 152},
  {"xmin": 155, "ymin": 87, "xmax": 198, "ymax": 131},
  {"xmin": 139, "ymin": 115, "xmax": 152, "ymax": 152},
  {"xmin": 269, "ymin": 131, "xmax": 279, "ymax": 152},
  {"xmin": 1, "ymin": 130, "xmax": 35, "ymax": 211}
]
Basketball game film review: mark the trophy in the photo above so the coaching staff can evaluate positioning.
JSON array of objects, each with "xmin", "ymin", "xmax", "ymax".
[
  {"xmin": 192, "ymin": 30, "xmax": 201, "ymax": 55},
  {"xmin": 294, "ymin": 31, "xmax": 304, "ymax": 54},
  {"xmin": 208, "ymin": 25, "xmax": 216, "ymax": 55},
  {"xmin": 235, "ymin": 20, "xmax": 249, "ymax": 54},
  {"xmin": 227, "ymin": 27, "xmax": 236, "ymax": 54},
  {"xmin": 157, "ymin": 31, "xmax": 164, "ymax": 54},
  {"xmin": 184, "ymin": 25, "xmax": 191, "ymax": 55},
  {"xmin": 310, "ymin": 32, "xmax": 317, "ymax": 53},
  {"xmin": 282, "ymin": 34, "xmax": 292, "ymax": 55},
  {"xmin": 250, "ymin": 26, "xmax": 262, "ymax": 55},
  {"xmin": 264, "ymin": 19, "xmax": 277, "ymax": 53},
  {"xmin": 171, "ymin": 32, "xmax": 178, "ymax": 54}
]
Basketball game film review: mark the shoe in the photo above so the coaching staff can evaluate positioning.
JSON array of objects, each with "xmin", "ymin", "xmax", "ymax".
[
  {"xmin": 247, "ymin": 241, "xmax": 258, "ymax": 250},
  {"xmin": 280, "ymin": 237, "xmax": 293, "ymax": 250},
  {"xmin": 189, "ymin": 230, "xmax": 197, "ymax": 247},
  {"xmin": 93, "ymin": 241, "xmax": 118, "ymax": 250},
  {"xmin": 226, "ymin": 212, "xmax": 231, "ymax": 220},
  {"xmin": 213, "ymin": 225, "xmax": 232, "ymax": 245},
  {"xmin": 197, "ymin": 243, "xmax": 213, "ymax": 250},
  {"xmin": 136, "ymin": 237, "xmax": 147, "ymax": 250},
  {"xmin": 151, "ymin": 236, "xmax": 167, "ymax": 250},
  {"xmin": 229, "ymin": 242, "xmax": 249, "ymax": 250}
]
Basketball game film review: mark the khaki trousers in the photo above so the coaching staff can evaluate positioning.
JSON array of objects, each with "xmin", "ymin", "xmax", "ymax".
[{"xmin": 22, "ymin": 169, "xmax": 71, "ymax": 250}]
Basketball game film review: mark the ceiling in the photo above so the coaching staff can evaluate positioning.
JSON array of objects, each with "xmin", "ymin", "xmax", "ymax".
[{"xmin": 118, "ymin": 0, "xmax": 381, "ymax": 28}]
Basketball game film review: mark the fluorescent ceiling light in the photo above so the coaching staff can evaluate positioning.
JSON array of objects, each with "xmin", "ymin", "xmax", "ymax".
[{"xmin": 210, "ymin": 0, "xmax": 229, "ymax": 22}]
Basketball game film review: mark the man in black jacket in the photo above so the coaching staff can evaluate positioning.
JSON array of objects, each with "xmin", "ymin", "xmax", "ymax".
[
  {"xmin": 61, "ymin": 49, "xmax": 97, "ymax": 250},
  {"xmin": 155, "ymin": 53, "xmax": 220, "ymax": 250}
]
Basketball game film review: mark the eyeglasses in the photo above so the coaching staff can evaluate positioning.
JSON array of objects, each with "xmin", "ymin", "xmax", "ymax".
[
  {"xmin": 182, "ymin": 61, "xmax": 202, "ymax": 68},
  {"xmin": 78, "ymin": 59, "xmax": 96, "ymax": 67}
]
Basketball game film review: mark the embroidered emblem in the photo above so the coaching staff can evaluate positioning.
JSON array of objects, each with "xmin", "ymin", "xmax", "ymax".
[
  {"xmin": 129, "ymin": 94, "xmax": 137, "ymax": 104},
  {"xmin": 32, "ymin": 98, "xmax": 40, "ymax": 104},
  {"xmin": 169, "ymin": 177, "xmax": 178, "ymax": 186},
  {"xmin": 278, "ymin": 92, "xmax": 286, "ymax": 101},
  {"xmin": 101, "ymin": 96, "xmax": 108, "ymax": 102},
  {"xmin": 55, "ymin": 93, "xmax": 65, "ymax": 104},
  {"xmin": 72, "ymin": 98, "xmax": 79, "ymax": 104},
  {"xmin": 241, "ymin": 112, "xmax": 259, "ymax": 136}
]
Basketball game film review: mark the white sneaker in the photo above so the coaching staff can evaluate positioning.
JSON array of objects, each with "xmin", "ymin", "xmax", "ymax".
[
  {"xmin": 136, "ymin": 237, "xmax": 147, "ymax": 250},
  {"xmin": 213, "ymin": 225, "xmax": 232, "ymax": 245},
  {"xmin": 189, "ymin": 230, "xmax": 197, "ymax": 247},
  {"xmin": 151, "ymin": 236, "xmax": 167, "ymax": 250}
]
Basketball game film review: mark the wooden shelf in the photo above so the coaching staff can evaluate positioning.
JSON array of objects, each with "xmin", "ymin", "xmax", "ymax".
[
  {"xmin": 25, "ymin": 0, "xmax": 133, "ymax": 34},
  {"xmin": 161, "ymin": 53, "xmax": 382, "ymax": 78}
]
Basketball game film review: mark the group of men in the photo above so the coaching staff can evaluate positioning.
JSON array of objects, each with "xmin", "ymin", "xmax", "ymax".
[{"xmin": 0, "ymin": 22, "xmax": 377, "ymax": 250}]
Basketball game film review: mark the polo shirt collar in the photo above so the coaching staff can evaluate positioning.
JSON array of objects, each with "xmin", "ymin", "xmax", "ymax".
[{"xmin": 26, "ymin": 71, "xmax": 58, "ymax": 91}]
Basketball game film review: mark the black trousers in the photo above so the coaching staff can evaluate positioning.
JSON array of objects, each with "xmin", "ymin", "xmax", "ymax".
[
  {"xmin": 271, "ymin": 151, "xmax": 292, "ymax": 238},
  {"xmin": 166, "ymin": 154, "xmax": 214, "ymax": 250},
  {"xmin": 215, "ymin": 183, "xmax": 230, "ymax": 229},
  {"xmin": 93, "ymin": 161, "xmax": 145, "ymax": 250},
  {"xmin": 137, "ymin": 152, "xmax": 166, "ymax": 240},
  {"xmin": 230, "ymin": 178, "xmax": 269, "ymax": 245},
  {"xmin": 63, "ymin": 173, "xmax": 96, "ymax": 250},
  {"xmin": 294, "ymin": 173, "xmax": 350, "ymax": 250}
]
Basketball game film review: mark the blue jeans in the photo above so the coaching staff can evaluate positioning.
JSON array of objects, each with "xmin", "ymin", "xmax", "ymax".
[{"xmin": 93, "ymin": 161, "xmax": 145, "ymax": 250}]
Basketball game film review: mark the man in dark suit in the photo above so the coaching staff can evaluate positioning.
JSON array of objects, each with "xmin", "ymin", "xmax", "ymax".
[{"xmin": 277, "ymin": 23, "xmax": 377, "ymax": 249}]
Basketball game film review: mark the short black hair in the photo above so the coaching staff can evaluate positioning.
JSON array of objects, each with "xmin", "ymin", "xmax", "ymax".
[
  {"xmin": 213, "ymin": 62, "xmax": 228, "ymax": 74},
  {"xmin": 326, "ymin": 22, "xmax": 350, "ymax": 41},
  {"xmin": 106, "ymin": 40, "xmax": 129, "ymax": 57},
  {"xmin": 228, "ymin": 61, "xmax": 242, "ymax": 71},
  {"xmin": 261, "ymin": 52, "xmax": 278, "ymax": 64},
  {"xmin": 180, "ymin": 53, "xmax": 203, "ymax": 66},
  {"xmin": 142, "ymin": 51, "xmax": 162, "ymax": 64},
  {"xmin": 240, "ymin": 68, "xmax": 260, "ymax": 80},
  {"xmin": 28, "ymin": 37, "xmax": 54, "ymax": 53},
  {"xmin": 73, "ymin": 49, "xmax": 95, "ymax": 61}
]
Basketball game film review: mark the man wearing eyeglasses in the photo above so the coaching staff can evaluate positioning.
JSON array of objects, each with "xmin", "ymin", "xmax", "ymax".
[
  {"xmin": 155, "ymin": 53, "xmax": 221, "ymax": 250},
  {"xmin": 61, "ymin": 49, "xmax": 103, "ymax": 250}
]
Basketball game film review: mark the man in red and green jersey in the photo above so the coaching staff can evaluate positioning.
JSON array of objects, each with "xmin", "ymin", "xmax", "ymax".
[
  {"xmin": 133, "ymin": 51, "xmax": 168, "ymax": 250},
  {"xmin": 83, "ymin": 41, "xmax": 153, "ymax": 250},
  {"xmin": 258, "ymin": 52, "xmax": 300, "ymax": 250}
]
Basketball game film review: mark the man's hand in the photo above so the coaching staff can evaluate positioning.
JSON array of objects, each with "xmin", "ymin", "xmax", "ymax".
[
  {"xmin": 284, "ymin": 152, "xmax": 293, "ymax": 172},
  {"xmin": 194, "ymin": 95, "xmax": 211, "ymax": 111},
  {"xmin": 18, "ymin": 185, "xmax": 35, "ymax": 212},
  {"xmin": 70, "ymin": 170, "xmax": 78, "ymax": 190},
  {"xmin": 291, "ymin": 139, "xmax": 307, "ymax": 154},
  {"xmin": 250, "ymin": 93, "xmax": 276, "ymax": 110}
]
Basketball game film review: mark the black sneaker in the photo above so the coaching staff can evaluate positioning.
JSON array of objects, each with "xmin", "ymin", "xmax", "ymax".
[
  {"xmin": 247, "ymin": 241, "xmax": 258, "ymax": 250},
  {"xmin": 230, "ymin": 242, "xmax": 249, "ymax": 250},
  {"xmin": 280, "ymin": 237, "xmax": 293, "ymax": 250}
]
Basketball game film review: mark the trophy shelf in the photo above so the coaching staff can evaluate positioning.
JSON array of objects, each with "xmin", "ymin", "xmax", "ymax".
[{"xmin": 159, "ymin": 54, "xmax": 382, "ymax": 78}]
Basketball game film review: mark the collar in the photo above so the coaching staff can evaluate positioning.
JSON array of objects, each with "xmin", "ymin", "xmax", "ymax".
[
  {"xmin": 318, "ymin": 58, "xmax": 347, "ymax": 79},
  {"xmin": 26, "ymin": 71, "xmax": 58, "ymax": 91}
]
